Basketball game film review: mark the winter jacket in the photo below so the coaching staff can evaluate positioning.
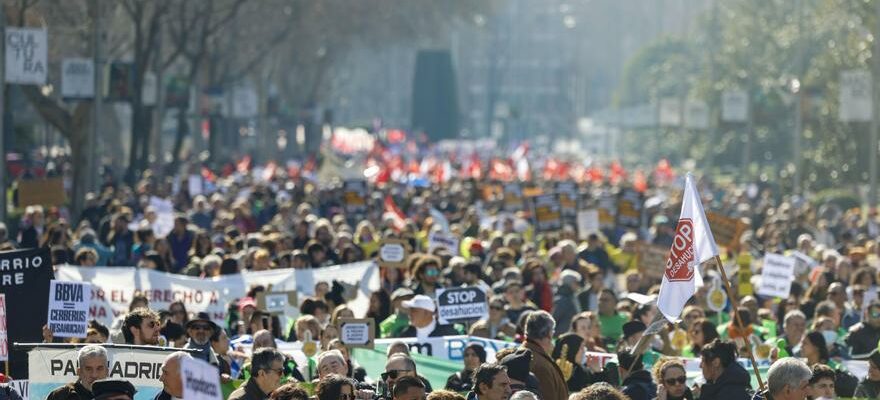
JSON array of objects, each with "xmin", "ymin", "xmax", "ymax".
[{"xmin": 698, "ymin": 362, "xmax": 753, "ymax": 400}]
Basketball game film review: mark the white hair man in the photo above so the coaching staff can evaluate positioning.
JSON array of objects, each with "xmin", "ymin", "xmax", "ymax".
[
  {"xmin": 155, "ymin": 351, "xmax": 194, "ymax": 400},
  {"xmin": 753, "ymin": 357, "xmax": 812, "ymax": 400},
  {"xmin": 47, "ymin": 345, "xmax": 109, "ymax": 400}
]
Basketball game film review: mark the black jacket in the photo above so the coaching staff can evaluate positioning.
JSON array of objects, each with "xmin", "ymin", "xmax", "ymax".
[
  {"xmin": 446, "ymin": 369, "xmax": 475, "ymax": 392},
  {"xmin": 698, "ymin": 362, "xmax": 753, "ymax": 400},
  {"xmin": 398, "ymin": 323, "xmax": 458, "ymax": 338},
  {"xmin": 152, "ymin": 391, "xmax": 172, "ymax": 400},
  {"xmin": 228, "ymin": 378, "xmax": 268, "ymax": 400},
  {"xmin": 46, "ymin": 381, "xmax": 91, "ymax": 400},
  {"xmin": 552, "ymin": 285, "xmax": 579, "ymax": 336},
  {"xmin": 621, "ymin": 369, "xmax": 657, "ymax": 400},
  {"xmin": 845, "ymin": 322, "xmax": 880, "ymax": 356}
]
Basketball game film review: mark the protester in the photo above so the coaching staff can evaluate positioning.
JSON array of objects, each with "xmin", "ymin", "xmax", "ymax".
[
  {"xmin": 617, "ymin": 350, "xmax": 656, "ymax": 400},
  {"xmin": 155, "ymin": 351, "xmax": 193, "ymax": 400},
  {"xmin": 523, "ymin": 311, "xmax": 568, "ymax": 400},
  {"xmin": 90, "ymin": 379, "xmax": 137, "ymax": 400},
  {"xmin": 314, "ymin": 374, "xmax": 355, "ymax": 400},
  {"xmin": 228, "ymin": 348, "xmax": 286, "ymax": 400},
  {"xmin": 184, "ymin": 312, "xmax": 221, "ymax": 365},
  {"xmin": 46, "ymin": 345, "xmax": 108, "ymax": 400},
  {"xmin": 121, "ymin": 308, "xmax": 161, "ymax": 345},
  {"xmin": 398, "ymin": 294, "xmax": 458, "ymax": 338},
  {"xmin": 267, "ymin": 383, "xmax": 310, "ymax": 400},
  {"xmin": 653, "ymin": 359, "xmax": 693, "ymax": 400},
  {"xmin": 445, "ymin": 343, "xmax": 486, "ymax": 392},
  {"xmin": 696, "ymin": 339, "xmax": 752, "ymax": 400},
  {"xmin": 468, "ymin": 363, "xmax": 512, "ymax": 400},
  {"xmin": 806, "ymin": 364, "xmax": 835, "ymax": 400},
  {"xmin": 854, "ymin": 349, "xmax": 880, "ymax": 398},
  {"xmin": 751, "ymin": 357, "xmax": 811, "ymax": 400}
]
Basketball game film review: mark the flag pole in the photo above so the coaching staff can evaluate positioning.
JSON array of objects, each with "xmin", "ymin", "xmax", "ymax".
[{"xmin": 713, "ymin": 255, "xmax": 765, "ymax": 390}]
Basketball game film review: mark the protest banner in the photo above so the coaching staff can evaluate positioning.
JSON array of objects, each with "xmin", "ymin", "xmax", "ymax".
[
  {"xmin": 617, "ymin": 188, "xmax": 643, "ymax": 228},
  {"xmin": 342, "ymin": 180, "xmax": 368, "ymax": 214},
  {"xmin": 0, "ymin": 248, "xmax": 53, "ymax": 378},
  {"xmin": 47, "ymin": 280, "xmax": 91, "ymax": 338},
  {"xmin": 6, "ymin": 28, "xmax": 47, "ymax": 84},
  {"xmin": 256, "ymin": 291, "xmax": 297, "ymax": 316},
  {"xmin": 756, "ymin": 253, "xmax": 796, "ymax": 298},
  {"xmin": 597, "ymin": 193, "xmax": 617, "ymax": 228},
  {"xmin": 27, "ymin": 344, "xmax": 182, "ymax": 400},
  {"xmin": 181, "ymin": 356, "xmax": 223, "ymax": 400},
  {"xmin": 556, "ymin": 181, "xmax": 579, "ymax": 219},
  {"xmin": 502, "ymin": 182, "xmax": 524, "ymax": 212},
  {"xmin": 9, "ymin": 380, "xmax": 26, "ymax": 399},
  {"xmin": 378, "ymin": 239, "xmax": 409, "ymax": 269},
  {"xmin": 337, "ymin": 318, "xmax": 375, "ymax": 348},
  {"xmin": 0, "ymin": 295, "xmax": 6, "ymax": 362},
  {"xmin": 16, "ymin": 177, "xmax": 66, "ymax": 207},
  {"xmin": 636, "ymin": 242, "xmax": 669, "ymax": 282},
  {"xmin": 531, "ymin": 194, "xmax": 563, "ymax": 232},
  {"xmin": 706, "ymin": 212, "xmax": 748, "ymax": 250},
  {"xmin": 577, "ymin": 209, "xmax": 600, "ymax": 240},
  {"xmin": 56, "ymin": 261, "xmax": 380, "ymax": 328},
  {"xmin": 436, "ymin": 286, "xmax": 488, "ymax": 324},
  {"xmin": 428, "ymin": 231, "xmax": 460, "ymax": 256}
]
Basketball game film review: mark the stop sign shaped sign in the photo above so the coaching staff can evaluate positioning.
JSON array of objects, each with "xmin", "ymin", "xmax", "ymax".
[{"xmin": 665, "ymin": 218, "xmax": 695, "ymax": 282}]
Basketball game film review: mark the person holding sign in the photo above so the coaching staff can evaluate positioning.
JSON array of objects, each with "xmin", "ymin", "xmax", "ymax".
[
  {"xmin": 398, "ymin": 295, "xmax": 458, "ymax": 338},
  {"xmin": 47, "ymin": 345, "xmax": 108, "ymax": 400}
]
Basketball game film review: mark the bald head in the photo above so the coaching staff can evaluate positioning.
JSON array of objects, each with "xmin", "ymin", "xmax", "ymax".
[
  {"xmin": 159, "ymin": 351, "xmax": 192, "ymax": 397},
  {"xmin": 253, "ymin": 329, "xmax": 276, "ymax": 350}
]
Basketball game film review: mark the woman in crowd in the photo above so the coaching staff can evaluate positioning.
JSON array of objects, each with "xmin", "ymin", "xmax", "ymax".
[
  {"xmin": 695, "ymin": 339, "xmax": 751, "ymax": 400},
  {"xmin": 366, "ymin": 291, "xmax": 392, "ymax": 337},
  {"xmin": 686, "ymin": 319, "xmax": 719, "ymax": 358},
  {"xmin": 653, "ymin": 359, "xmax": 693, "ymax": 400},
  {"xmin": 445, "ymin": 343, "xmax": 486, "ymax": 392}
]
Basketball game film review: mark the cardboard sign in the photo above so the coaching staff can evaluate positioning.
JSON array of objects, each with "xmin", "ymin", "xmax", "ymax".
[
  {"xmin": 637, "ymin": 243, "xmax": 669, "ymax": 282},
  {"xmin": 502, "ymin": 182, "xmax": 524, "ymax": 212},
  {"xmin": 256, "ymin": 291, "xmax": 297, "ymax": 315},
  {"xmin": 342, "ymin": 180, "xmax": 368, "ymax": 214},
  {"xmin": 531, "ymin": 194, "xmax": 562, "ymax": 232},
  {"xmin": 707, "ymin": 212, "xmax": 748, "ymax": 250},
  {"xmin": 337, "ymin": 318, "xmax": 375, "ymax": 349},
  {"xmin": 17, "ymin": 177, "xmax": 66, "ymax": 207},
  {"xmin": 378, "ymin": 239, "xmax": 409, "ymax": 269},
  {"xmin": 181, "ymin": 356, "xmax": 223, "ymax": 400},
  {"xmin": 597, "ymin": 194, "xmax": 617, "ymax": 228},
  {"xmin": 756, "ymin": 253, "xmax": 796, "ymax": 298},
  {"xmin": 436, "ymin": 286, "xmax": 488, "ymax": 324},
  {"xmin": 556, "ymin": 182, "xmax": 579, "ymax": 219},
  {"xmin": 428, "ymin": 232, "xmax": 460, "ymax": 256},
  {"xmin": 617, "ymin": 189, "xmax": 643, "ymax": 228},
  {"xmin": 47, "ymin": 280, "xmax": 91, "ymax": 338},
  {"xmin": 0, "ymin": 294, "xmax": 7, "ymax": 361},
  {"xmin": 577, "ymin": 209, "xmax": 600, "ymax": 240}
]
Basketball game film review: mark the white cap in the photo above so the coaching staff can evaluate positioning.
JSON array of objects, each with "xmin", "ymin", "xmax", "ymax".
[{"xmin": 401, "ymin": 295, "xmax": 436, "ymax": 312}]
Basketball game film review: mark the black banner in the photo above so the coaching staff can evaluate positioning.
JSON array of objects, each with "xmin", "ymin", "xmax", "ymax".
[{"xmin": 0, "ymin": 248, "xmax": 53, "ymax": 378}]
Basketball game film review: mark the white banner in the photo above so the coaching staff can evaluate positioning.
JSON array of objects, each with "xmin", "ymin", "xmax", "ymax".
[
  {"xmin": 29, "ymin": 345, "xmax": 178, "ymax": 400},
  {"xmin": 840, "ymin": 69, "xmax": 872, "ymax": 122},
  {"xmin": 756, "ymin": 253, "xmax": 796, "ymax": 298},
  {"xmin": 47, "ymin": 281, "xmax": 91, "ymax": 338},
  {"xmin": 5, "ymin": 28, "xmax": 47, "ymax": 85},
  {"xmin": 181, "ymin": 357, "xmax": 222, "ymax": 400},
  {"xmin": 577, "ymin": 209, "xmax": 600, "ymax": 240},
  {"xmin": 56, "ymin": 261, "xmax": 380, "ymax": 327},
  {"xmin": 721, "ymin": 90, "xmax": 749, "ymax": 122},
  {"xmin": 61, "ymin": 58, "xmax": 94, "ymax": 98}
]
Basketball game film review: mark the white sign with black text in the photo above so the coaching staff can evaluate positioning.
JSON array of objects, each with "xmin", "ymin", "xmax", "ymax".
[
  {"xmin": 47, "ymin": 280, "xmax": 91, "ymax": 338},
  {"xmin": 61, "ymin": 58, "xmax": 95, "ymax": 98},
  {"xmin": 6, "ymin": 28, "xmax": 47, "ymax": 84},
  {"xmin": 428, "ymin": 232, "xmax": 460, "ymax": 256},
  {"xmin": 181, "ymin": 356, "xmax": 222, "ymax": 400},
  {"xmin": 436, "ymin": 286, "xmax": 488, "ymax": 324},
  {"xmin": 756, "ymin": 253, "xmax": 796, "ymax": 299}
]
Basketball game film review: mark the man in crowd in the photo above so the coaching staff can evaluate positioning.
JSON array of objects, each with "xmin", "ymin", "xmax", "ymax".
[
  {"xmin": 807, "ymin": 364, "xmax": 836, "ymax": 400},
  {"xmin": 752, "ymin": 357, "xmax": 812, "ymax": 400},
  {"xmin": 91, "ymin": 379, "xmax": 137, "ymax": 400},
  {"xmin": 47, "ymin": 345, "xmax": 108, "ymax": 400},
  {"xmin": 184, "ymin": 312, "xmax": 220, "ymax": 366},
  {"xmin": 317, "ymin": 349, "xmax": 349, "ymax": 379},
  {"xmin": 398, "ymin": 294, "xmax": 457, "ymax": 338},
  {"xmin": 383, "ymin": 354, "xmax": 433, "ymax": 393},
  {"xmin": 469, "ymin": 363, "xmax": 512, "ymax": 400},
  {"xmin": 121, "ymin": 309, "xmax": 161, "ymax": 346},
  {"xmin": 381, "ymin": 288, "xmax": 415, "ymax": 338},
  {"xmin": 845, "ymin": 299, "xmax": 880, "ymax": 356},
  {"xmin": 392, "ymin": 376, "xmax": 427, "ymax": 400},
  {"xmin": 522, "ymin": 311, "xmax": 567, "ymax": 400},
  {"xmin": 229, "ymin": 348, "xmax": 285, "ymax": 400},
  {"xmin": 155, "ymin": 351, "xmax": 193, "ymax": 400}
]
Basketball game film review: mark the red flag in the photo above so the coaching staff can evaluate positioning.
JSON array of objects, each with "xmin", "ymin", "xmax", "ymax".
[
  {"xmin": 634, "ymin": 170, "xmax": 648, "ymax": 193},
  {"xmin": 384, "ymin": 195, "xmax": 407, "ymax": 231}
]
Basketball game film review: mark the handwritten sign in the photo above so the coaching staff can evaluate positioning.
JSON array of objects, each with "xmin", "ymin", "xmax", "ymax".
[
  {"xmin": 756, "ymin": 253, "xmax": 796, "ymax": 298},
  {"xmin": 6, "ymin": 28, "xmax": 47, "ymax": 84},
  {"xmin": 577, "ymin": 209, "xmax": 600, "ymax": 240},
  {"xmin": 337, "ymin": 318, "xmax": 375, "ymax": 348},
  {"xmin": 378, "ymin": 239, "xmax": 409, "ymax": 269},
  {"xmin": 428, "ymin": 232, "xmax": 460, "ymax": 256}
]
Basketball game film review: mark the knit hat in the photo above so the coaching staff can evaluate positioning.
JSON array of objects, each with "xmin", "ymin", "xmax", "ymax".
[{"xmin": 499, "ymin": 348, "xmax": 532, "ymax": 383}]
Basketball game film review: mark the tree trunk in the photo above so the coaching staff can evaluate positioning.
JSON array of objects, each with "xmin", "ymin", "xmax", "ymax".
[
  {"xmin": 69, "ymin": 130, "xmax": 90, "ymax": 222},
  {"xmin": 168, "ymin": 106, "xmax": 189, "ymax": 175}
]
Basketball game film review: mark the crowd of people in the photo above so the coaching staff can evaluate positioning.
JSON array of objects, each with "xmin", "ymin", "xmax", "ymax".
[{"xmin": 4, "ymin": 151, "xmax": 880, "ymax": 400}]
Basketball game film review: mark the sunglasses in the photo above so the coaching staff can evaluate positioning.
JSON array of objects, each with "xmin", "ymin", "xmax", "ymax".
[
  {"xmin": 665, "ymin": 376, "xmax": 687, "ymax": 386},
  {"xmin": 425, "ymin": 268, "xmax": 440, "ymax": 277},
  {"xmin": 381, "ymin": 369, "xmax": 411, "ymax": 380}
]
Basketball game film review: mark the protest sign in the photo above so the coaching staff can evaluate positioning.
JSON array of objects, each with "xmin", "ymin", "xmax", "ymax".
[
  {"xmin": 61, "ymin": 57, "xmax": 94, "ymax": 98},
  {"xmin": 617, "ymin": 189, "xmax": 643, "ymax": 228},
  {"xmin": 577, "ymin": 209, "xmax": 600, "ymax": 240},
  {"xmin": 531, "ymin": 194, "xmax": 563, "ymax": 232},
  {"xmin": 522, "ymin": 185, "xmax": 544, "ymax": 198},
  {"xmin": 6, "ymin": 28, "xmax": 47, "ymax": 84},
  {"xmin": 790, "ymin": 251, "xmax": 819, "ymax": 275},
  {"xmin": 342, "ymin": 180, "xmax": 368, "ymax": 214},
  {"xmin": 637, "ymin": 242, "xmax": 669, "ymax": 282},
  {"xmin": 502, "ymin": 182, "xmax": 524, "ymax": 212},
  {"xmin": 756, "ymin": 253, "xmax": 796, "ymax": 298},
  {"xmin": 47, "ymin": 280, "xmax": 91, "ymax": 338},
  {"xmin": 28, "ymin": 344, "xmax": 180, "ymax": 400},
  {"xmin": 436, "ymin": 286, "xmax": 488, "ymax": 324},
  {"xmin": 556, "ymin": 181, "xmax": 579, "ymax": 219},
  {"xmin": 188, "ymin": 175, "xmax": 204, "ymax": 196},
  {"xmin": 256, "ymin": 291, "xmax": 297, "ymax": 316},
  {"xmin": 597, "ymin": 193, "xmax": 617, "ymax": 228},
  {"xmin": 0, "ymin": 248, "xmax": 53, "ymax": 378},
  {"xmin": 148, "ymin": 196, "xmax": 175, "ymax": 238},
  {"xmin": 181, "ymin": 356, "xmax": 223, "ymax": 400},
  {"xmin": 17, "ymin": 177, "xmax": 65, "ymax": 207},
  {"xmin": 428, "ymin": 231, "xmax": 460, "ymax": 256},
  {"xmin": 706, "ymin": 212, "xmax": 748, "ymax": 250},
  {"xmin": 378, "ymin": 239, "xmax": 409, "ymax": 268},
  {"xmin": 337, "ymin": 318, "xmax": 375, "ymax": 348},
  {"xmin": 56, "ymin": 261, "xmax": 380, "ymax": 327},
  {"xmin": 0, "ymin": 295, "xmax": 6, "ymax": 362}
]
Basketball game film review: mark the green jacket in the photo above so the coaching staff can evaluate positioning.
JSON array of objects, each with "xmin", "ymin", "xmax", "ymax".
[{"xmin": 380, "ymin": 313, "xmax": 410, "ymax": 338}]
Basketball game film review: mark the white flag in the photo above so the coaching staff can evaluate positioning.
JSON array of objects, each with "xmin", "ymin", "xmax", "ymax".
[{"xmin": 657, "ymin": 173, "xmax": 719, "ymax": 322}]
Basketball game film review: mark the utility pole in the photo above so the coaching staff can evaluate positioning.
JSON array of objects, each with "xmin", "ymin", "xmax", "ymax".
[
  {"xmin": 90, "ymin": 0, "xmax": 103, "ymax": 192},
  {"xmin": 870, "ymin": 0, "xmax": 880, "ymax": 205},
  {"xmin": 792, "ymin": 0, "xmax": 805, "ymax": 195},
  {"xmin": 0, "ymin": 4, "xmax": 6, "ymax": 224}
]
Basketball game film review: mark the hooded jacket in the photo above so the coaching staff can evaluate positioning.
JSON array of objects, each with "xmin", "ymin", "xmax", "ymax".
[{"xmin": 698, "ymin": 362, "xmax": 753, "ymax": 400}]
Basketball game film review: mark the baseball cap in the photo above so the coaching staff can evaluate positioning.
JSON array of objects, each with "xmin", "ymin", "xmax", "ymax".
[
  {"xmin": 401, "ymin": 295, "xmax": 436, "ymax": 312},
  {"xmin": 391, "ymin": 288, "xmax": 415, "ymax": 302},
  {"xmin": 238, "ymin": 297, "xmax": 258, "ymax": 312}
]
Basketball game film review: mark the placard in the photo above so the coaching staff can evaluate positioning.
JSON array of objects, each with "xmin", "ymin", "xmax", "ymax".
[
  {"xmin": 256, "ymin": 291, "xmax": 297, "ymax": 315},
  {"xmin": 17, "ymin": 177, "xmax": 66, "ymax": 207},
  {"xmin": 556, "ymin": 182, "xmax": 578, "ymax": 219},
  {"xmin": 617, "ymin": 189, "xmax": 643, "ymax": 229},
  {"xmin": 6, "ymin": 28, "xmax": 47, "ymax": 84},
  {"xmin": 428, "ymin": 232, "xmax": 460, "ymax": 256},
  {"xmin": 61, "ymin": 58, "xmax": 94, "ymax": 98},
  {"xmin": 597, "ymin": 194, "xmax": 616, "ymax": 228},
  {"xmin": 337, "ymin": 318, "xmax": 375, "ymax": 349},
  {"xmin": 181, "ymin": 356, "xmax": 222, "ymax": 400},
  {"xmin": 342, "ymin": 180, "xmax": 368, "ymax": 214},
  {"xmin": 1, "ymin": 248, "xmax": 53, "ymax": 378},
  {"xmin": 637, "ymin": 242, "xmax": 669, "ymax": 282},
  {"xmin": 707, "ymin": 212, "xmax": 747, "ymax": 250},
  {"xmin": 531, "ymin": 194, "xmax": 562, "ymax": 232},
  {"xmin": 0, "ymin": 295, "xmax": 7, "ymax": 362},
  {"xmin": 436, "ymin": 286, "xmax": 488, "ymax": 324},
  {"xmin": 378, "ymin": 239, "xmax": 409, "ymax": 268},
  {"xmin": 577, "ymin": 209, "xmax": 600, "ymax": 240},
  {"xmin": 502, "ymin": 182, "xmax": 524, "ymax": 212},
  {"xmin": 47, "ymin": 280, "xmax": 91, "ymax": 338},
  {"xmin": 756, "ymin": 253, "xmax": 796, "ymax": 299}
]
